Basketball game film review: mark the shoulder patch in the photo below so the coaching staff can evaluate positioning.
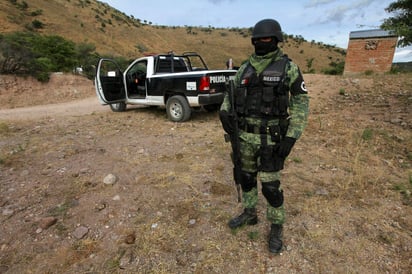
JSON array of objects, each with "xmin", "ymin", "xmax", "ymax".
[{"xmin": 301, "ymin": 81, "xmax": 307, "ymax": 92}]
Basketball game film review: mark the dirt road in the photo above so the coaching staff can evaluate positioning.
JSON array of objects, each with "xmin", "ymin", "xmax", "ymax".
[{"xmin": 0, "ymin": 97, "xmax": 107, "ymax": 120}]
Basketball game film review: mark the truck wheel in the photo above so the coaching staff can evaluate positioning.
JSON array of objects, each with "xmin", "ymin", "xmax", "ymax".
[
  {"xmin": 110, "ymin": 102, "xmax": 126, "ymax": 112},
  {"xmin": 166, "ymin": 95, "xmax": 191, "ymax": 122}
]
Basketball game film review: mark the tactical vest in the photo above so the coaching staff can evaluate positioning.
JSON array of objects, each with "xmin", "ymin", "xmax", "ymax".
[{"xmin": 235, "ymin": 56, "xmax": 289, "ymax": 118}]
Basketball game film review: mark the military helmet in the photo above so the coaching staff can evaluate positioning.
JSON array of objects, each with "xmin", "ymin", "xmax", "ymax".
[{"xmin": 251, "ymin": 19, "xmax": 283, "ymax": 42}]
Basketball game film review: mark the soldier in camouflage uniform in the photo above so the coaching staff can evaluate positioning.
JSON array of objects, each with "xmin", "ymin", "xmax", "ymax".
[{"xmin": 219, "ymin": 19, "xmax": 309, "ymax": 253}]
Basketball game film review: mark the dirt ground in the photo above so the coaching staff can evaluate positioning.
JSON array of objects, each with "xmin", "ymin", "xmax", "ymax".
[{"xmin": 0, "ymin": 72, "xmax": 411, "ymax": 273}]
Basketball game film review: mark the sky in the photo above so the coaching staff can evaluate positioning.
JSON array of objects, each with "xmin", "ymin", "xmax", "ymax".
[{"xmin": 102, "ymin": 0, "xmax": 412, "ymax": 62}]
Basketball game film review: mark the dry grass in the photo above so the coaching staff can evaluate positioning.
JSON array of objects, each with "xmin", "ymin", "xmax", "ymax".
[{"xmin": 0, "ymin": 68, "xmax": 411, "ymax": 273}]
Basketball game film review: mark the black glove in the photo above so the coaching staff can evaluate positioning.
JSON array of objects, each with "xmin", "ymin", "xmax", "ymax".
[
  {"xmin": 275, "ymin": 137, "xmax": 296, "ymax": 158},
  {"xmin": 219, "ymin": 110, "xmax": 234, "ymax": 135}
]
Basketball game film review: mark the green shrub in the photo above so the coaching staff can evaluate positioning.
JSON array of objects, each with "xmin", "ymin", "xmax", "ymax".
[
  {"xmin": 361, "ymin": 128, "xmax": 373, "ymax": 141},
  {"xmin": 32, "ymin": 19, "xmax": 44, "ymax": 29},
  {"xmin": 0, "ymin": 32, "xmax": 98, "ymax": 81},
  {"xmin": 322, "ymin": 61, "xmax": 345, "ymax": 75},
  {"xmin": 30, "ymin": 9, "xmax": 43, "ymax": 16}
]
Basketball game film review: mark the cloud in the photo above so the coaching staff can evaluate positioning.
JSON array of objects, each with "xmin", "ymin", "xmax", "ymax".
[
  {"xmin": 311, "ymin": 0, "xmax": 376, "ymax": 26},
  {"xmin": 305, "ymin": 0, "xmax": 337, "ymax": 8}
]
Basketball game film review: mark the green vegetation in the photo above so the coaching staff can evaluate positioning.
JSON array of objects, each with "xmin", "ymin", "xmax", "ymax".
[
  {"xmin": 361, "ymin": 128, "xmax": 374, "ymax": 141},
  {"xmin": 393, "ymin": 174, "xmax": 412, "ymax": 206},
  {"xmin": 322, "ymin": 60, "xmax": 345, "ymax": 75},
  {"xmin": 247, "ymin": 230, "xmax": 259, "ymax": 240},
  {"xmin": 31, "ymin": 19, "xmax": 44, "ymax": 29},
  {"xmin": 0, "ymin": 32, "xmax": 97, "ymax": 81},
  {"xmin": 292, "ymin": 157, "xmax": 303, "ymax": 163},
  {"xmin": 305, "ymin": 57, "xmax": 315, "ymax": 73},
  {"xmin": 364, "ymin": 70, "xmax": 374, "ymax": 76},
  {"xmin": 381, "ymin": 0, "xmax": 412, "ymax": 47}
]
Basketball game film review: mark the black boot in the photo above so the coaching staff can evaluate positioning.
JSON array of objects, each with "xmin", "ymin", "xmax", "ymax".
[
  {"xmin": 269, "ymin": 224, "xmax": 283, "ymax": 253},
  {"xmin": 228, "ymin": 208, "xmax": 258, "ymax": 229}
]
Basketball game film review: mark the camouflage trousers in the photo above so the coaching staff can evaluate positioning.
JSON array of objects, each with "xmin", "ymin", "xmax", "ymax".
[{"xmin": 239, "ymin": 132, "xmax": 285, "ymax": 225}]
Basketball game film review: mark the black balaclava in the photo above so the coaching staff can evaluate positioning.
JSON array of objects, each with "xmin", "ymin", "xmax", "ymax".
[{"xmin": 253, "ymin": 37, "xmax": 278, "ymax": 56}]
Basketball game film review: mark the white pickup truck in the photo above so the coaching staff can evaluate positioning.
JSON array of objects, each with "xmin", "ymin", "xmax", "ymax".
[{"xmin": 95, "ymin": 52, "xmax": 236, "ymax": 122}]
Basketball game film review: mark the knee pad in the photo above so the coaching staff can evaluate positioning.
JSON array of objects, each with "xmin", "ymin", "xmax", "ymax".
[
  {"xmin": 262, "ymin": 180, "xmax": 284, "ymax": 207},
  {"xmin": 240, "ymin": 171, "xmax": 257, "ymax": 192}
]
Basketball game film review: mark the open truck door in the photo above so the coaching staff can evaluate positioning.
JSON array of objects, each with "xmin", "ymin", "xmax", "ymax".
[{"xmin": 95, "ymin": 59, "xmax": 126, "ymax": 105}]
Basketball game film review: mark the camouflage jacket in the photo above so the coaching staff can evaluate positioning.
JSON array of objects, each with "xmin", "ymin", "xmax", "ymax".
[{"xmin": 220, "ymin": 48, "xmax": 309, "ymax": 141}]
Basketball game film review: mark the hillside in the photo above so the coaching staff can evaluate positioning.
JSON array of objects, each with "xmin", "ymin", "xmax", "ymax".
[{"xmin": 0, "ymin": 0, "xmax": 345, "ymax": 71}]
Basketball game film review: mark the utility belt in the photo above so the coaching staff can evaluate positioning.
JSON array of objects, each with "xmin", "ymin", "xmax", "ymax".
[
  {"xmin": 238, "ymin": 118, "xmax": 290, "ymax": 172},
  {"xmin": 239, "ymin": 118, "xmax": 289, "ymax": 143}
]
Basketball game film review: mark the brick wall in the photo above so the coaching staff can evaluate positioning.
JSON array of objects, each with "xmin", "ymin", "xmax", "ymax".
[{"xmin": 343, "ymin": 36, "xmax": 398, "ymax": 75}]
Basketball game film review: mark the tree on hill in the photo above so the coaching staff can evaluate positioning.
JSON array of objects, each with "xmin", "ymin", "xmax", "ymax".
[
  {"xmin": 381, "ymin": 0, "xmax": 412, "ymax": 47},
  {"xmin": 0, "ymin": 32, "xmax": 97, "ymax": 81}
]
